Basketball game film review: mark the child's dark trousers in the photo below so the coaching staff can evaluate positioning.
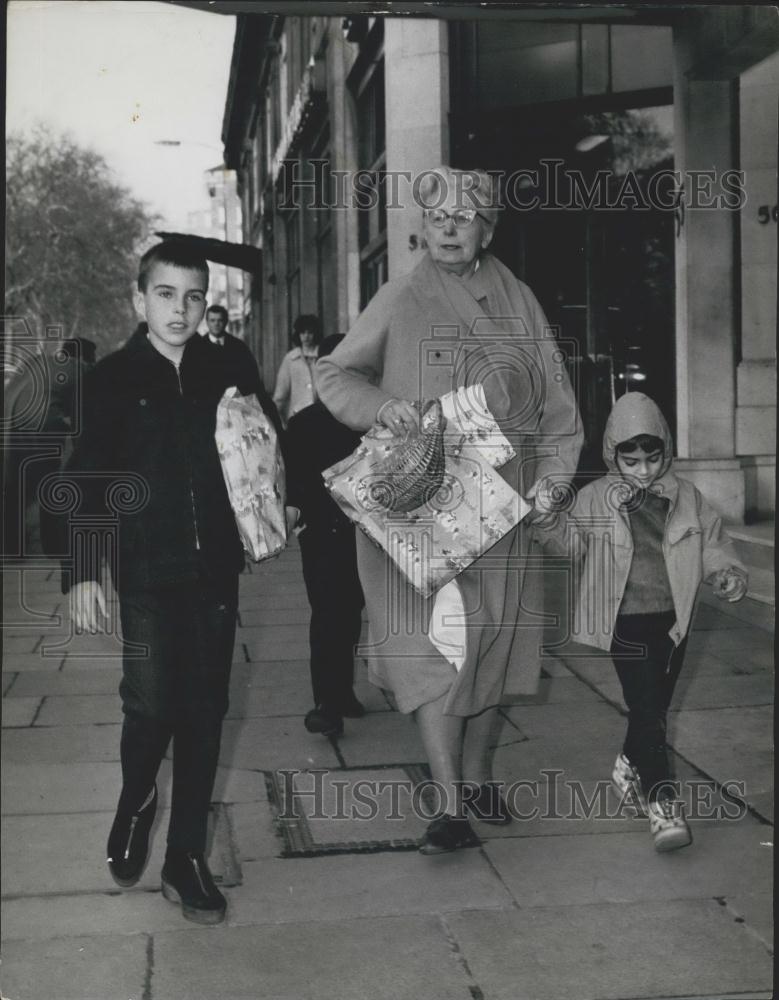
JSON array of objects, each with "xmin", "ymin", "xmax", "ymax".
[
  {"xmin": 611, "ymin": 610, "xmax": 688, "ymax": 802},
  {"xmin": 116, "ymin": 569, "xmax": 238, "ymax": 853}
]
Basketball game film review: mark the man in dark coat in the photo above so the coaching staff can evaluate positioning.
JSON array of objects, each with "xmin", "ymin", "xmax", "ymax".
[{"xmin": 285, "ymin": 334, "xmax": 365, "ymax": 736}]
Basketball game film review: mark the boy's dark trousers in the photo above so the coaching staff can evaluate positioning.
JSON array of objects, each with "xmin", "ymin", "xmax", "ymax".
[
  {"xmin": 116, "ymin": 568, "xmax": 238, "ymax": 853},
  {"xmin": 610, "ymin": 611, "xmax": 688, "ymax": 802},
  {"xmin": 298, "ymin": 522, "xmax": 364, "ymax": 712}
]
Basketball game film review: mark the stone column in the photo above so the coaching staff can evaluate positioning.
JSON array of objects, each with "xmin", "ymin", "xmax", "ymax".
[
  {"xmin": 384, "ymin": 19, "xmax": 450, "ymax": 280},
  {"xmin": 737, "ymin": 51, "xmax": 778, "ymax": 520},
  {"xmin": 672, "ymin": 27, "xmax": 744, "ymax": 521}
]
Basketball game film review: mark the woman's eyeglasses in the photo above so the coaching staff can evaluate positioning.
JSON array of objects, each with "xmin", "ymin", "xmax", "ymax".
[{"xmin": 424, "ymin": 208, "xmax": 489, "ymax": 228}]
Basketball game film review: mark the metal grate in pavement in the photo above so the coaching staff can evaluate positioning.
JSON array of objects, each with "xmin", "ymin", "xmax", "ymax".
[{"xmin": 265, "ymin": 764, "xmax": 434, "ymax": 857}]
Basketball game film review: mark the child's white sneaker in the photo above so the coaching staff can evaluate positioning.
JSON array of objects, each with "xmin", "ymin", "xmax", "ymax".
[
  {"xmin": 611, "ymin": 753, "xmax": 648, "ymax": 816},
  {"xmin": 648, "ymin": 797, "xmax": 692, "ymax": 852}
]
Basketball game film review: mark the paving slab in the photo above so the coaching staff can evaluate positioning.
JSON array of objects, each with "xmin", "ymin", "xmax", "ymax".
[
  {"xmin": 2, "ymin": 634, "xmax": 43, "ymax": 655},
  {"xmin": 686, "ymin": 627, "xmax": 773, "ymax": 654},
  {"xmin": 722, "ymin": 891, "xmax": 774, "ymax": 950},
  {"xmin": 2, "ymin": 671, "xmax": 19, "ymax": 696},
  {"xmin": 335, "ymin": 711, "xmax": 427, "ymax": 766},
  {"xmin": 2, "ymin": 803, "xmax": 236, "ymax": 897},
  {"xmin": 1, "ymin": 891, "xmax": 189, "ymax": 942},
  {"xmin": 220, "ymin": 717, "xmax": 341, "ymax": 771},
  {"xmin": 230, "ymin": 849, "xmax": 513, "ymax": 926},
  {"xmin": 151, "ymin": 915, "xmax": 475, "ymax": 1000},
  {"xmin": 244, "ymin": 638, "xmax": 312, "ymax": 661},
  {"xmin": 501, "ymin": 675, "xmax": 604, "ymax": 705},
  {"xmin": 2, "ymin": 758, "xmax": 267, "ymax": 816},
  {"xmin": 7, "ymin": 667, "xmax": 122, "ymax": 697},
  {"xmin": 670, "ymin": 705, "xmax": 773, "ymax": 752},
  {"xmin": 502, "ymin": 700, "xmax": 626, "ymax": 742},
  {"xmin": 1, "ymin": 696, "xmax": 41, "ymax": 727},
  {"xmin": 591, "ymin": 673, "xmax": 774, "ymax": 711},
  {"xmin": 690, "ymin": 604, "xmax": 750, "ymax": 629},
  {"xmin": 237, "ymin": 607, "xmax": 309, "ymax": 627},
  {"xmin": 34, "ymin": 692, "xmax": 123, "ymax": 726},
  {"xmin": 2, "ymin": 722, "xmax": 120, "ymax": 764},
  {"xmin": 228, "ymin": 800, "xmax": 285, "ymax": 861},
  {"xmin": 447, "ymin": 899, "xmax": 773, "ymax": 1000},
  {"xmin": 2, "ymin": 651, "xmax": 64, "ymax": 671},
  {"xmin": 698, "ymin": 589, "xmax": 775, "ymax": 632},
  {"xmin": 0, "ymin": 932, "xmax": 148, "ymax": 1000},
  {"xmin": 483, "ymin": 824, "xmax": 772, "ymax": 908}
]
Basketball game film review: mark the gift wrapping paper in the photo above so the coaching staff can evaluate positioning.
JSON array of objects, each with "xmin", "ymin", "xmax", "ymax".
[
  {"xmin": 215, "ymin": 387, "xmax": 287, "ymax": 562},
  {"xmin": 323, "ymin": 384, "xmax": 531, "ymax": 597}
]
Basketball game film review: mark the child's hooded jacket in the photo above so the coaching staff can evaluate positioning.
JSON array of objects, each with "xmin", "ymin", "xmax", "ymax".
[{"xmin": 541, "ymin": 392, "xmax": 745, "ymax": 652}]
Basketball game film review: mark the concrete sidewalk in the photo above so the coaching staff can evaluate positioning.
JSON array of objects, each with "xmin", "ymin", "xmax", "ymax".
[{"xmin": 1, "ymin": 541, "xmax": 774, "ymax": 1000}]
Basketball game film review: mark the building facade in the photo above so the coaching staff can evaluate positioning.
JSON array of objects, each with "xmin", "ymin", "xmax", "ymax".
[
  {"xmin": 222, "ymin": 7, "xmax": 777, "ymax": 522},
  {"xmin": 187, "ymin": 165, "xmax": 246, "ymax": 335}
]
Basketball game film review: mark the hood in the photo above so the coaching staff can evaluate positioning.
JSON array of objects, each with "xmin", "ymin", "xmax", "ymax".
[{"xmin": 602, "ymin": 392, "xmax": 673, "ymax": 476}]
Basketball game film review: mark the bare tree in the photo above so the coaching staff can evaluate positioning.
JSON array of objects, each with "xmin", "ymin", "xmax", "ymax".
[{"xmin": 5, "ymin": 126, "xmax": 158, "ymax": 359}]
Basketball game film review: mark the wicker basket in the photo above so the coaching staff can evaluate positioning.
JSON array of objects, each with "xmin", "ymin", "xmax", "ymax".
[{"xmin": 369, "ymin": 399, "xmax": 447, "ymax": 513}]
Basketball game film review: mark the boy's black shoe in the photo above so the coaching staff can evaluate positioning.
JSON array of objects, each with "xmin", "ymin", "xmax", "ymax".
[
  {"xmin": 107, "ymin": 784, "xmax": 158, "ymax": 888},
  {"xmin": 304, "ymin": 705, "xmax": 344, "ymax": 736},
  {"xmin": 161, "ymin": 850, "xmax": 226, "ymax": 925}
]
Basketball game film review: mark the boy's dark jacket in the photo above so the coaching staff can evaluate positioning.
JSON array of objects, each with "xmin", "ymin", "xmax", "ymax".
[{"xmin": 56, "ymin": 328, "xmax": 280, "ymax": 594}]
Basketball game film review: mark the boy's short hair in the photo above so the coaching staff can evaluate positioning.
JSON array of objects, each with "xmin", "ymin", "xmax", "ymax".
[
  {"xmin": 206, "ymin": 304, "xmax": 229, "ymax": 322},
  {"xmin": 138, "ymin": 241, "xmax": 210, "ymax": 293},
  {"xmin": 616, "ymin": 434, "xmax": 665, "ymax": 455},
  {"xmin": 292, "ymin": 314, "xmax": 323, "ymax": 347}
]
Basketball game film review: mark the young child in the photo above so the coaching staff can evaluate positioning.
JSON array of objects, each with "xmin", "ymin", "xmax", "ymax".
[
  {"xmin": 63, "ymin": 241, "xmax": 251, "ymax": 923},
  {"xmin": 538, "ymin": 392, "xmax": 747, "ymax": 851}
]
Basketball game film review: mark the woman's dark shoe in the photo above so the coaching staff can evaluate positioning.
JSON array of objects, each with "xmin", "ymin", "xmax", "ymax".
[
  {"xmin": 107, "ymin": 785, "xmax": 158, "ymax": 888},
  {"xmin": 304, "ymin": 706, "xmax": 344, "ymax": 736},
  {"xmin": 161, "ymin": 850, "xmax": 226, "ymax": 925},
  {"xmin": 337, "ymin": 694, "xmax": 366, "ymax": 718},
  {"xmin": 466, "ymin": 783, "xmax": 513, "ymax": 825},
  {"xmin": 419, "ymin": 814, "xmax": 481, "ymax": 855}
]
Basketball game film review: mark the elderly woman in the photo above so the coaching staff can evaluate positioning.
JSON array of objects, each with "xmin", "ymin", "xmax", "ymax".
[
  {"xmin": 273, "ymin": 314, "xmax": 323, "ymax": 425},
  {"xmin": 317, "ymin": 167, "xmax": 582, "ymax": 853}
]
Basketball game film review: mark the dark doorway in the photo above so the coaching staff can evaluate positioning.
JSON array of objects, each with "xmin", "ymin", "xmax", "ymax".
[{"xmin": 454, "ymin": 104, "xmax": 675, "ymax": 477}]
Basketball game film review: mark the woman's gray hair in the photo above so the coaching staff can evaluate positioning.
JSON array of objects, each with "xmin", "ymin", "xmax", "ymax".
[{"xmin": 417, "ymin": 166, "xmax": 500, "ymax": 227}]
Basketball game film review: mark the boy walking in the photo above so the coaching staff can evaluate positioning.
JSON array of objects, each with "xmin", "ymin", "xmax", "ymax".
[
  {"xmin": 64, "ymin": 242, "xmax": 246, "ymax": 923},
  {"xmin": 538, "ymin": 393, "xmax": 747, "ymax": 851}
]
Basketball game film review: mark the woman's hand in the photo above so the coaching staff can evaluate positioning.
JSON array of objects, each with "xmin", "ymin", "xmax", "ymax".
[{"xmin": 376, "ymin": 398, "xmax": 420, "ymax": 436}]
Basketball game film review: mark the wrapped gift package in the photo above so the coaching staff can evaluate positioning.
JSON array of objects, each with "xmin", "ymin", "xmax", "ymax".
[
  {"xmin": 323, "ymin": 384, "xmax": 531, "ymax": 597},
  {"xmin": 215, "ymin": 387, "xmax": 287, "ymax": 562}
]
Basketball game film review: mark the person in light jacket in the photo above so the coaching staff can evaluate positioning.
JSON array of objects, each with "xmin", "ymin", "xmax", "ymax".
[
  {"xmin": 273, "ymin": 314, "xmax": 323, "ymax": 425},
  {"xmin": 536, "ymin": 391, "xmax": 747, "ymax": 852}
]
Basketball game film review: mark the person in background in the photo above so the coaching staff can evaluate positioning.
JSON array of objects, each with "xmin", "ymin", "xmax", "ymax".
[
  {"xmin": 535, "ymin": 391, "xmax": 748, "ymax": 852},
  {"xmin": 285, "ymin": 334, "xmax": 366, "ymax": 737},
  {"xmin": 202, "ymin": 303, "xmax": 284, "ymax": 438},
  {"xmin": 273, "ymin": 314, "xmax": 323, "ymax": 425}
]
